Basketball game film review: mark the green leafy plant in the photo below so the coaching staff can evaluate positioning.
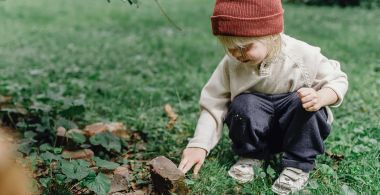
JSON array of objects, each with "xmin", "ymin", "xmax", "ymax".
[
  {"xmin": 83, "ymin": 173, "xmax": 112, "ymax": 195},
  {"xmin": 93, "ymin": 156, "xmax": 120, "ymax": 170},
  {"xmin": 61, "ymin": 160, "xmax": 92, "ymax": 181},
  {"xmin": 0, "ymin": 94, "xmax": 134, "ymax": 194},
  {"xmin": 90, "ymin": 131, "xmax": 122, "ymax": 153}
]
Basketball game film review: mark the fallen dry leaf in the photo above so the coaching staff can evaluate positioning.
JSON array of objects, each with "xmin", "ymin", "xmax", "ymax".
[
  {"xmin": 83, "ymin": 123, "xmax": 108, "ymax": 136},
  {"xmin": 83, "ymin": 122, "xmax": 127, "ymax": 137},
  {"xmin": 106, "ymin": 122, "xmax": 127, "ymax": 132},
  {"xmin": 62, "ymin": 149, "xmax": 94, "ymax": 160},
  {"xmin": 164, "ymin": 104, "xmax": 178, "ymax": 129}
]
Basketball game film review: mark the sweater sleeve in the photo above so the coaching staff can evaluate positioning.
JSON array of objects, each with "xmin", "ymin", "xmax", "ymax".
[
  {"xmin": 186, "ymin": 56, "xmax": 231, "ymax": 155},
  {"xmin": 312, "ymin": 54, "xmax": 348, "ymax": 107}
]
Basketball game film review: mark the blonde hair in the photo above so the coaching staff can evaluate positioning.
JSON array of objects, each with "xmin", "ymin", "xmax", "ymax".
[{"xmin": 217, "ymin": 34, "xmax": 282, "ymax": 62}]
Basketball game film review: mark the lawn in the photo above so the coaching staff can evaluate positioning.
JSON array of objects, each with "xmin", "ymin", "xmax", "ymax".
[{"xmin": 0, "ymin": 0, "xmax": 379, "ymax": 194}]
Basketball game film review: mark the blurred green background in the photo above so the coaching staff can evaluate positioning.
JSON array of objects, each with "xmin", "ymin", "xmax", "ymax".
[{"xmin": 0, "ymin": 0, "xmax": 379, "ymax": 194}]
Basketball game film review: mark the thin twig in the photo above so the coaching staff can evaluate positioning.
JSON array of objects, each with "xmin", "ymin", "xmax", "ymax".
[
  {"xmin": 154, "ymin": 0, "xmax": 183, "ymax": 31},
  {"xmin": 70, "ymin": 181, "xmax": 82, "ymax": 191}
]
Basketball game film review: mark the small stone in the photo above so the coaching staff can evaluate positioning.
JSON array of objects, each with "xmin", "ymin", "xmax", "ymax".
[
  {"xmin": 149, "ymin": 156, "xmax": 188, "ymax": 194},
  {"xmin": 109, "ymin": 166, "xmax": 130, "ymax": 193},
  {"xmin": 62, "ymin": 149, "xmax": 94, "ymax": 160}
]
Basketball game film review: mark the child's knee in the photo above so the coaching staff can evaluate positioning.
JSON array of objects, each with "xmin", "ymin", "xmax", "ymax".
[{"xmin": 228, "ymin": 93, "xmax": 260, "ymax": 117}]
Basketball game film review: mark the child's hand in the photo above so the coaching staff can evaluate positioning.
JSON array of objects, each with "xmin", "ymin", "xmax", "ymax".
[
  {"xmin": 178, "ymin": 147, "xmax": 207, "ymax": 175},
  {"xmin": 297, "ymin": 88, "xmax": 321, "ymax": 112}
]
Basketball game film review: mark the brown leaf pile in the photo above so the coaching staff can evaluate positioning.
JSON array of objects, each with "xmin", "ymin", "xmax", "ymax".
[
  {"xmin": 56, "ymin": 122, "xmax": 151, "ymax": 194},
  {"xmin": 1, "ymin": 94, "xmax": 151, "ymax": 194}
]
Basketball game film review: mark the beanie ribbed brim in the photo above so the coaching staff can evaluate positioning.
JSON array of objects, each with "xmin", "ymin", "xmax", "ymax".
[{"xmin": 211, "ymin": 11, "xmax": 284, "ymax": 37}]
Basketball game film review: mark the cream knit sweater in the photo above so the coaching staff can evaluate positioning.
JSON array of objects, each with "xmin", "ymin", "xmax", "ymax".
[{"xmin": 186, "ymin": 34, "xmax": 348, "ymax": 154}]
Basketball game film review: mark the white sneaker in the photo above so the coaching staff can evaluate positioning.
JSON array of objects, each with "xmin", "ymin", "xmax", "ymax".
[
  {"xmin": 271, "ymin": 167, "xmax": 309, "ymax": 195},
  {"xmin": 228, "ymin": 157, "xmax": 263, "ymax": 183}
]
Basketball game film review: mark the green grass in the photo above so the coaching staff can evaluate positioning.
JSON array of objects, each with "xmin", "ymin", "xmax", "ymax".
[{"xmin": 0, "ymin": 0, "xmax": 379, "ymax": 194}]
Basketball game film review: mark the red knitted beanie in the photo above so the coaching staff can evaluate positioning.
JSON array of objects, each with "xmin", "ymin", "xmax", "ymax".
[{"xmin": 211, "ymin": 0, "xmax": 284, "ymax": 37}]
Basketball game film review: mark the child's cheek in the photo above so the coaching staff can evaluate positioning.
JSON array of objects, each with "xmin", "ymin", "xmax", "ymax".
[{"xmin": 247, "ymin": 48, "xmax": 267, "ymax": 61}]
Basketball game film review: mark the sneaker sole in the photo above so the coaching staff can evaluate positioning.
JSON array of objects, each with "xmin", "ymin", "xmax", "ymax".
[
  {"xmin": 271, "ymin": 181, "xmax": 308, "ymax": 195},
  {"xmin": 227, "ymin": 169, "xmax": 253, "ymax": 183}
]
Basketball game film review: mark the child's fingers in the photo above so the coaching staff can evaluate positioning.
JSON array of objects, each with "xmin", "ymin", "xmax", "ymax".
[
  {"xmin": 182, "ymin": 161, "xmax": 195, "ymax": 174},
  {"xmin": 297, "ymin": 87, "xmax": 310, "ymax": 94},
  {"xmin": 297, "ymin": 88, "xmax": 312, "ymax": 98},
  {"xmin": 178, "ymin": 159, "xmax": 188, "ymax": 172},
  {"xmin": 302, "ymin": 99, "xmax": 316, "ymax": 109},
  {"xmin": 305, "ymin": 105, "xmax": 318, "ymax": 112},
  {"xmin": 301, "ymin": 93, "xmax": 317, "ymax": 103},
  {"xmin": 193, "ymin": 161, "xmax": 204, "ymax": 175}
]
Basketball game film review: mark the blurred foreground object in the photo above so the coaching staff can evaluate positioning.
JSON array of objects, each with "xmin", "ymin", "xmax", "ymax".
[{"xmin": 0, "ymin": 126, "xmax": 35, "ymax": 195}]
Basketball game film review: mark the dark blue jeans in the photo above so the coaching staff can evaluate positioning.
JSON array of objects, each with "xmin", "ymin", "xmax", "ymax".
[{"xmin": 224, "ymin": 92, "xmax": 331, "ymax": 172}]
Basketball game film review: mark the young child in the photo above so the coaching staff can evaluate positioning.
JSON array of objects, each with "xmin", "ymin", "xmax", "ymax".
[{"xmin": 178, "ymin": 0, "xmax": 348, "ymax": 194}]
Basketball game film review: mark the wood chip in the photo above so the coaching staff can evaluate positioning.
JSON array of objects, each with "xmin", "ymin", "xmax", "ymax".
[{"xmin": 149, "ymin": 156, "xmax": 188, "ymax": 194}]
